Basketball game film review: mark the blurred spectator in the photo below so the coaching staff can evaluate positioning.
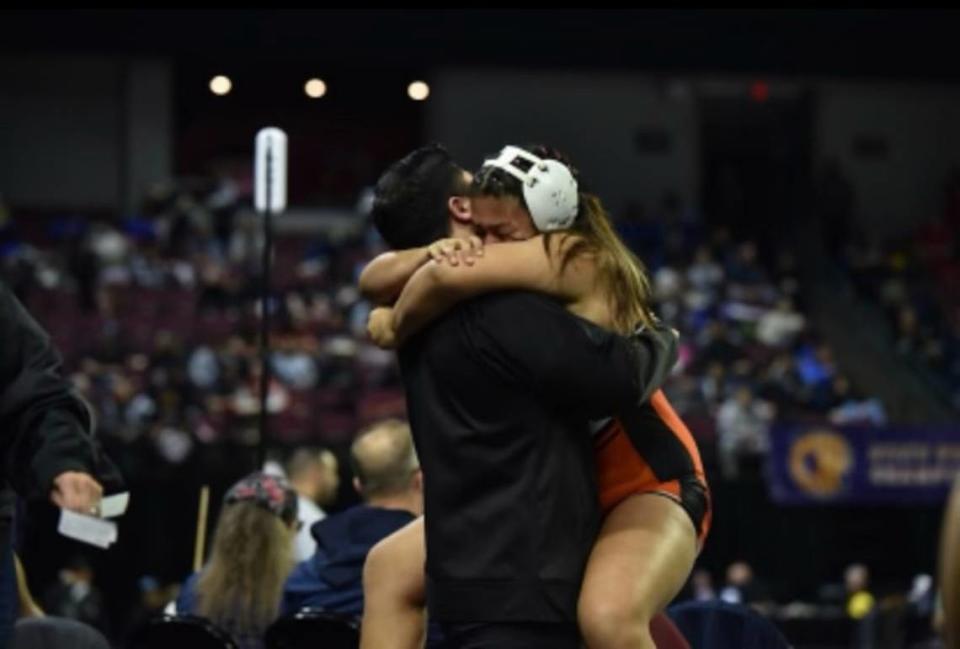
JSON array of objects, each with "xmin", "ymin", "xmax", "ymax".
[
  {"xmin": 695, "ymin": 321, "xmax": 743, "ymax": 370},
  {"xmin": 725, "ymin": 241, "xmax": 768, "ymax": 288},
  {"xmin": 271, "ymin": 344, "xmax": 319, "ymax": 391},
  {"xmin": 654, "ymin": 264, "xmax": 684, "ymax": 303},
  {"xmin": 796, "ymin": 343, "xmax": 837, "ymax": 392},
  {"xmin": 756, "ymin": 298, "xmax": 806, "ymax": 348},
  {"xmin": 11, "ymin": 553, "xmax": 111, "ymax": 649},
  {"xmin": 283, "ymin": 419, "xmax": 422, "ymax": 615},
  {"xmin": 758, "ymin": 353, "xmax": 806, "ymax": 412},
  {"xmin": 827, "ymin": 376, "xmax": 888, "ymax": 426},
  {"xmin": 124, "ymin": 575, "xmax": 179, "ymax": 641},
  {"xmin": 230, "ymin": 360, "xmax": 290, "ymax": 417},
  {"xmin": 690, "ymin": 569, "xmax": 717, "ymax": 602},
  {"xmin": 187, "ymin": 345, "xmax": 221, "ymax": 391},
  {"xmin": 845, "ymin": 563, "xmax": 876, "ymax": 620},
  {"xmin": 173, "ymin": 472, "xmax": 299, "ymax": 649},
  {"xmin": 286, "ymin": 448, "xmax": 341, "ymax": 561},
  {"xmin": 43, "ymin": 556, "xmax": 107, "ymax": 635},
  {"xmin": 687, "ymin": 245, "xmax": 724, "ymax": 294},
  {"xmin": 716, "ymin": 387, "xmax": 775, "ymax": 479},
  {"xmin": 719, "ymin": 561, "xmax": 770, "ymax": 607},
  {"xmin": 699, "ymin": 362, "xmax": 729, "ymax": 411},
  {"xmin": 908, "ymin": 574, "xmax": 936, "ymax": 618}
]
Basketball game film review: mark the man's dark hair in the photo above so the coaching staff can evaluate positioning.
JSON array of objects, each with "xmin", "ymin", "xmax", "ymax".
[{"xmin": 370, "ymin": 144, "xmax": 470, "ymax": 249}]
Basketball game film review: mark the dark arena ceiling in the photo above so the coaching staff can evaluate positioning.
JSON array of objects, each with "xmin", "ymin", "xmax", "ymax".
[{"xmin": 4, "ymin": 9, "xmax": 960, "ymax": 81}]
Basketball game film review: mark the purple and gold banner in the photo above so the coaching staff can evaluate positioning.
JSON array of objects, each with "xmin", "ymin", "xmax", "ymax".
[{"xmin": 768, "ymin": 424, "xmax": 960, "ymax": 504}]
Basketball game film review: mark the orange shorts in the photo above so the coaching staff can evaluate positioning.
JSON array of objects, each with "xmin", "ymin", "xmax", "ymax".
[{"xmin": 593, "ymin": 390, "xmax": 712, "ymax": 547}]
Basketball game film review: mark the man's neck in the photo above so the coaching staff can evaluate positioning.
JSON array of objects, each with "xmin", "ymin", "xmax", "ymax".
[{"xmin": 366, "ymin": 493, "xmax": 418, "ymax": 516}]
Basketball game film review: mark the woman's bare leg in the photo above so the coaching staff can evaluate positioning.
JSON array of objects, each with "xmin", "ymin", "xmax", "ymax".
[
  {"xmin": 361, "ymin": 517, "xmax": 428, "ymax": 649},
  {"xmin": 939, "ymin": 477, "xmax": 960, "ymax": 649},
  {"xmin": 578, "ymin": 494, "xmax": 698, "ymax": 649}
]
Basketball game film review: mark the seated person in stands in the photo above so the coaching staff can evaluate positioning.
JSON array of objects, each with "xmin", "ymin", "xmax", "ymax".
[
  {"xmin": 282, "ymin": 419, "xmax": 422, "ymax": 617},
  {"xmin": 285, "ymin": 447, "xmax": 341, "ymax": 562},
  {"xmin": 173, "ymin": 472, "xmax": 299, "ymax": 649}
]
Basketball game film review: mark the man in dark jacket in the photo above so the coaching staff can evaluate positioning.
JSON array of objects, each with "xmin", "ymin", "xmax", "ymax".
[
  {"xmin": 0, "ymin": 280, "xmax": 123, "ymax": 646},
  {"xmin": 0, "ymin": 281, "xmax": 120, "ymax": 510},
  {"xmin": 282, "ymin": 419, "xmax": 422, "ymax": 616}
]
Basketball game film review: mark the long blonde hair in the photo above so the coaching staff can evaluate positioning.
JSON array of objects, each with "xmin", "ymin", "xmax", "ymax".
[
  {"xmin": 472, "ymin": 145, "xmax": 656, "ymax": 334},
  {"xmin": 546, "ymin": 192, "xmax": 656, "ymax": 334},
  {"xmin": 195, "ymin": 501, "xmax": 295, "ymax": 637}
]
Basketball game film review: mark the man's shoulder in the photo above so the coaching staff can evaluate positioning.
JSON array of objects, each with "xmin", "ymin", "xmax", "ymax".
[
  {"xmin": 401, "ymin": 291, "xmax": 563, "ymax": 354},
  {"xmin": 470, "ymin": 290, "xmax": 558, "ymax": 308},
  {"xmin": 462, "ymin": 290, "xmax": 566, "ymax": 323}
]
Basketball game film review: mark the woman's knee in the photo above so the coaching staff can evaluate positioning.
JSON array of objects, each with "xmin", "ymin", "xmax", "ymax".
[{"xmin": 578, "ymin": 593, "xmax": 655, "ymax": 649}]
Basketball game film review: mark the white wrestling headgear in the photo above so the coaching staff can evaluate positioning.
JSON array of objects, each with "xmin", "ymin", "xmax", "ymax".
[{"xmin": 481, "ymin": 145, "xmax": 579, "ymax": 232}]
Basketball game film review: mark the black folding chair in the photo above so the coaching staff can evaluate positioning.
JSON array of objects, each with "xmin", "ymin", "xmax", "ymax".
[
  {"xmin": 264, "ymin": 608, "xmax": 360, "ymax": 649},
  {"xmin": 12, "ymin": 616, "xmax": 111, "ymax": 649},
  {"xmin": 127, "ymin": 614, "xmax": 238, "ymax": 649}
]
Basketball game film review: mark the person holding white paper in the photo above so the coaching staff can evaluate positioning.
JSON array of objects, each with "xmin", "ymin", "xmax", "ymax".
[
  {"xmin": 0, "ymin": 281, "xmax": 123, "ymax": 644},
  {"xmin": 0, "ymin": 281, "xmax": 122, "ymax": 512}
]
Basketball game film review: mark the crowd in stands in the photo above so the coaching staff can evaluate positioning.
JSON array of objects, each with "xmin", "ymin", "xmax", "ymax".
[
  {"xmin": 0, "ymin": 179, "xmax": 404, "ymax": 483},
  {"xmin": 617, "ymin": 194, "xmax": 887, "ymax": 479},
  {"xmin": 165, "ymin": 419, "xmax": 423, "ymax": 649},
  {"xmin": 842, "ymin": 170, "xmax": 960, "ymax": 412},
  {"xmin": 0, "ymin": 177, "xmax": 893, "ymax": 485}
]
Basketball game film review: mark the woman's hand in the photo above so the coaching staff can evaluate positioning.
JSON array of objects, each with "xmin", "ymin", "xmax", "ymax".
[
  {"xmin": 368, "ymin": 306, "xmax": 399, "ymax": 349},
  {"xmin": 427, "ymin": 236, "xmax": 484, "ymax": 267}
]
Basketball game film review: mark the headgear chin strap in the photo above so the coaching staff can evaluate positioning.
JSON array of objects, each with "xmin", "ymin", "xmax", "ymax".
[{"xmin": 482, "ymin": 145, "xmax": 579, "ymax": 232}]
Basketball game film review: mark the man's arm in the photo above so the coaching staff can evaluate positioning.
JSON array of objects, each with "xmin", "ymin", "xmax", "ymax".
[
  {"xmin": 467, "ymin": 292, "xmax": 677, "ymax": 418},
  {"xmin": 0, "ymin": 282, "xmax": 121, "ymax": 508}
]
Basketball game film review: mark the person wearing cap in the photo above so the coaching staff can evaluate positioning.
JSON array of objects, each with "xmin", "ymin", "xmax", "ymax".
[{"xmin": 173, "ymin": 472, "xmax": 299, "ymax": 649}]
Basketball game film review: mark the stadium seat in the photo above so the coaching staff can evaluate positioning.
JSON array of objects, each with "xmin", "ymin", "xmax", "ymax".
[
  {"xmin": 264, "ymin": 608, "xmax": 360, "ymax": 649},
  {"xmin": 126, "ymin": 614, "xmax": 238, "ymax": 649},
  {"xmin": 12, "ymin": 616, "xmax": 111, "ymax": 649}
]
